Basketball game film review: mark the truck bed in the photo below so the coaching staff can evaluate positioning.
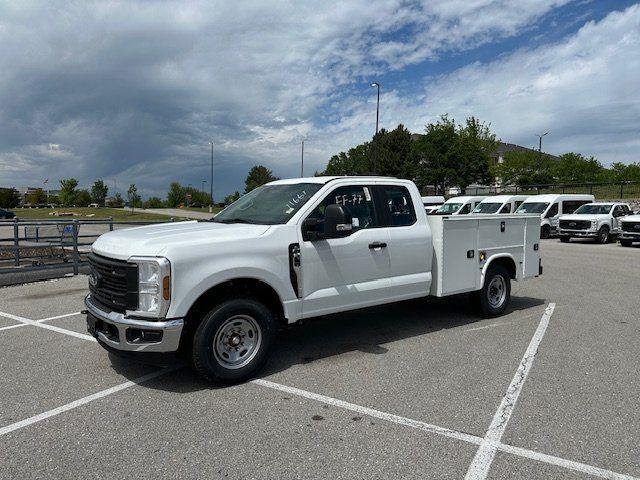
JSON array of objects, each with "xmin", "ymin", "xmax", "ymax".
[{"xmin": 426, "ymin": 214, "xmax": 541, "ymax": 297}]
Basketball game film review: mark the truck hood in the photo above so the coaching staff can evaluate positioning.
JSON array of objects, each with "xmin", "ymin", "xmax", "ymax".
[
  {"xmin": 92, "ymin": 221, "xmax": 272, "ymax": 260},
  {"xmin": 560, "ymin": 214, "xmax": 609, "ymax": 222},
  {"xmin": 622, "ymin": 214, "xmax": 640, "ymax": 222}
]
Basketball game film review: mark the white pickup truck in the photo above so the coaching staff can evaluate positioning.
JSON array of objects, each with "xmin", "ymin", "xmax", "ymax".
[
  {"xmin": 558, "ymin": 202, "xmax": 632, "ymax": 243},
  {"xmin": 85, "ymin": 177, "xmax": 542, "ymax": 383}
]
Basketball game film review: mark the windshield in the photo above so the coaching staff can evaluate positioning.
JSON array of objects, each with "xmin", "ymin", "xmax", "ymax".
[
  {"xmin": 212, "ymin": 183, "xmax": 322, "ymax": 225},
  {"xmin": 516, "ymin": 202, "xmax": 549, "ymax": 214},
  {"xmin": 434, "ymin": 202, "xmax": 463, "ymax": 214},
  {"xmin": 574, "ymin": 204, "xmax": 613, "ymax": 215},
  {"xmin": 473, "ymin": 202, "xmax": 502, "ymax": 214}
]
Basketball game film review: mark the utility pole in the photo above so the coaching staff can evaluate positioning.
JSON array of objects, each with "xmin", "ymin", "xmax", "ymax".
[
  {"xmin": 370, "ymin": 82, "xmax": 381, "ymax": 174},
  {"xmin": 209, "ymin": 141, "xmax": 214, "ymax": 213},
  {"xmin": 301, "ymin": 139, "xmax": 304, "ymax": 177}
]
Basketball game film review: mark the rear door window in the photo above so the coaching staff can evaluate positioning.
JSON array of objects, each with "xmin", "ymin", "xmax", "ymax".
[{"xmin": 374, "ymin": 185, "xmax": 417, "ymax": 227}]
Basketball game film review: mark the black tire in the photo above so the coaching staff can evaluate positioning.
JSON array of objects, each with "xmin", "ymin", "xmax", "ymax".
[
  {"xmin": 192, "ymin": 298, "xmax": 275, "ymax": 384},
  {"xmin": 596, "ymin": 226, "xmax": 610, "ymax": 244},
  {"xmin": 475, "ymin": 265, "xmax": 511, "ymax": 318},
  {"xmin": 560, "ymin": 236, "xmax": 570, "ymax": 243},
  {"xmin": 620, "ymin": 239, "xmax": 633, "ymax": 247},
  {"xmin": 541, "ymin": 225, "xmax": 551, "ymax": 239}
]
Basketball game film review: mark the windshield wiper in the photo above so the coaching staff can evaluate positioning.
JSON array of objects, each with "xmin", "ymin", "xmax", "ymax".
[{"xmin": 211, "ymin": 218, "xmax": 259, "ymax": 224}]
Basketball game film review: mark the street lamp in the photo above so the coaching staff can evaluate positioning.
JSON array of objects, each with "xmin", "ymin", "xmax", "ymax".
[
  {"xmin": 536, "ymin": 131, "xmax": 549, "ymax": 152},
  {"xmin": 208, "ymin": 141, "xmax": 214, "ymax": 213},
  {"xmin": 370, "ymin": 82, "xmax": 381, "ymax": 174},
  {"xmin": 202, "ymin": 180, "xmax": 206, "ymax": 192}
]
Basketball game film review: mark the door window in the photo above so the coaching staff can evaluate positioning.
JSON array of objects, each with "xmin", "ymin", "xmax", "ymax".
[
  {"xmin": 459, "ymin": 203, "xmax": 472, "ymax": 214},
  {"xmin": 499, "ymin": 203, "xmax": 511, "ymax": 214},
  {"xmin": 546, "ymin": 203, "xmax": 559, "ymax": 218},
  {"xmin": 306, "ymin": 185, "xmax": 377, "ymax": 235},
  {"xmin": 375, "ymin": 185, "xmax": 417, "ymax": 227},
  {"xmin": 613, "ymin": 205, "xmax": 625, "ymax": 217}
]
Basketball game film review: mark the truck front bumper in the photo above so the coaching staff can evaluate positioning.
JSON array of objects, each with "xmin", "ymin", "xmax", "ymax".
[
  {"xmin": 559, "ymin": 229, "xmax": 597, "ymax": 238},
  {"xmin": 85, "ymin": 295, "xmax": 184, "ymax": 353}
]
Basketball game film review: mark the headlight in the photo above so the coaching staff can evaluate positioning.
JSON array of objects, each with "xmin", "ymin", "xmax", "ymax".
[
  {"xmin": 127, "ymin": 256, "xmax": 171, "ymax": 318},
  {"xmin": 591, "ymin": 220, "xmax": 598, "ymax": 229}
]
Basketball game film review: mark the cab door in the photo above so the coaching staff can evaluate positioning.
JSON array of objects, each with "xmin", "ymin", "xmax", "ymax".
[{"xmin": 298, "ymin": 184, "xmax": 392, "ymax": 318}]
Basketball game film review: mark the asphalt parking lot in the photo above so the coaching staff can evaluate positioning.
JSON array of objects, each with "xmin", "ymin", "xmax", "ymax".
[{"xmin": 1, "ymin": 239, "xmax": 639, "ymax": 479}]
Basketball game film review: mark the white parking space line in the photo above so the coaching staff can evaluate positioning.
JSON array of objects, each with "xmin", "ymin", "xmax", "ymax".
[
  {"xmin": 464, "ymin": 303, "xmax": 556, "ymax": 480},
  {"xmin": 0, "ymin": 368, "xmax": 175, "ymax": 437},
  {"xmin": 252, "ymin": 378, "xmax": 483, "ymax": 446},
  {"xmin": 0, "ymin": 311, "xmax": 83, "ymax": 332},
  {"xmin": 0, "ymin": 311, "xmax": 95, "ymax": 342}
]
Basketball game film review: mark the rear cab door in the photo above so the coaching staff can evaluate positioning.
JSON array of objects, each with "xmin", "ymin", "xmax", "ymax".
[{"xmin": 371, "ymin": 182, "xmax": 432, "ymax": 301}]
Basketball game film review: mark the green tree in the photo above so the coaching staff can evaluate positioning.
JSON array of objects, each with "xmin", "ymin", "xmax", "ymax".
[
  {"xmin": 90, "ymin": 180, "xmax": 109, "ymax": 206},
  {"xmin": 492, "ymin": 150, "xmax": 555, "ymax": 186},
  {"xmin": 0, "ymin": 188, "xmax": 21, "ymax": 208},
  {"xmin": 143, "ymin": 197, "xmax": 164, "ymax": 208},
  {"xmin": 608, "ymin": 162, "xmax": 640, "ymax": 182},
  {"xmin": 224, "ymin": 191, "xmax": 241, "ymax": 204},
  {"xmin": 166, "ymin": 182, "xmax": 185, "ymax": 207},
  {"xmin": 25, "ymin": 188, "xmax": 47, "ymax": 205},
  {"xmin": 551, "ymin": 153, "xmax": 604, "ymax": 183},
  {"xmin": 75, "ymin": 189, "xmax": 92, "ymax": 207},
  {"xmin": 245, "ymin": 165, "xmax": 278, "ymax": 192},
  {"xmin": 106, "ymin": 192, "xmax": 124, "ymax": 208},
  {"xmin": 59, "ymin": 178, "xmax": 78, "ymax": 206},
  {"xmin": 127, "ymin": 184, "xmax": 141, "ymax": 212}
]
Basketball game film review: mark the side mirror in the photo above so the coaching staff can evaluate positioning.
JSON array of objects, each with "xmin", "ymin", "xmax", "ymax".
[{"xmin": 324, "ymin": 204, "xmax": 353, "ymax": 238}]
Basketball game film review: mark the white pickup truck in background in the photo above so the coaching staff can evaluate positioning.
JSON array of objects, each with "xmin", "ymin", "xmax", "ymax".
[
  {"xmin": 84, "ymin": 177, "xmax": 542, "ymax": 383},
  {"xmin": 618, "ymin": 213, "xmax": 640, "ymax": 247},
  {"xmin": 558, "ymin": 202, "xmax": 632, "ymax": 243}
]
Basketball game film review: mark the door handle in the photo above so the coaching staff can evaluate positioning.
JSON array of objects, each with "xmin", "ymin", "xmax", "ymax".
[{"xmin": 368, "ymin": 241, "xmax": 387, "ymax": 249}]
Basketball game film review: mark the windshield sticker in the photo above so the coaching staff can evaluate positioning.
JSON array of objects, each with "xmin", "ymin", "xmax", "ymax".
[{"xmin": 285, "ymin": 190, "xmax": 308, "ymax": 214}]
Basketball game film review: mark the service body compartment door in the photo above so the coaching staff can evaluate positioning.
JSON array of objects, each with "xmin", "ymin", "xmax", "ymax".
[
  {"xmin": 440, "ymin": 218, "xmax": 479, "ymax": 295},
  {"xmin": 523, "ymin": 216, "xmax": 541, "ymax": 278}
]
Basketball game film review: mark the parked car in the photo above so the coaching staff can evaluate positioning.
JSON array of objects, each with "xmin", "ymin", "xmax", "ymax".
[
  {"xmin": 515, "ymin": 194, "xmax": 594, "ymax": 239},
  {"xmin": 472, "ymin": 195, "xmax": 529, "ymax": 214},
  {"xmin": 558, "ymin": 202, "xmax": 631, "ymax": 243},
  {"xmin": 85, "ymin": 176, "xmax": 542, "ymax": 384},
  {"xmin": 421, "ymin": 195, "xmax": 445, "ymax": 214},
  {"xmin": 0, "ymin": 208, "xmax": 15, "ymax": 219},
  {"xmin": 618, "ymin": 214, "xmax": 640, "ymax": 247},
  {"xmin": 430, "ymin": 195, "xmax": 487, "ymax": 215}
]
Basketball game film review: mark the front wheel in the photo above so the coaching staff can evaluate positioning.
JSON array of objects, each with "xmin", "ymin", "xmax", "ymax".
[
  {"xmin": 475, "ymin": 265, "xmax": 511, "ymax": 317},
  {"xmin": 597, "ymin": 226, "xmax": 610, "ymax": 244},
  {"xmin": 620, "ymin": 239, "xmax": 633, "ymax": 247},
  {"xmin": 560, "ymin": 236, "xmax": 570, "ymax": 243},
  {"xmin": 192, "ymin": 298, "xmax": 275, "ymax": 384}
]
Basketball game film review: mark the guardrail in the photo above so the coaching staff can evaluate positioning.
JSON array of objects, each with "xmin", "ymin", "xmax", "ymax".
[{"xmin": 0, "ymin": 217, "xmax": 173, "ymax": 276}]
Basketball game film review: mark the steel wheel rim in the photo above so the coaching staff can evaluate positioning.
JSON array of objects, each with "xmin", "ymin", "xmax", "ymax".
[
  {"xmin": 213, "ymin": 315, "xmax": 262, "ymax": 370},
  {"xmin": 600, "ymin": 229, "xmax": 608, "ymax": 242},
  {"xmin": 487, "ymin": 276, "xmax": 507, "ymax": 309}
]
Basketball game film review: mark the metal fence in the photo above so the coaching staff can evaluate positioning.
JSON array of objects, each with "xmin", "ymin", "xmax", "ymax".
[
  {"xmin": 0, "ymin": 217, "xmax": 172, "ymax": 276},
  {"xmin": 460, "ymin": 181, "xmax": 640, "ymax": 199}
]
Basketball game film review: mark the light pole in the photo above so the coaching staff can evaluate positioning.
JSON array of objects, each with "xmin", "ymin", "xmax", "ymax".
[
  {"xmin": 208, "ymin": 141, "xmax": 214, "ymax": 213},
  {"xmin": 300, "ymin": 139, "xmax": 305, "ymax": 178},
  {"xmin": 536, "ymin": 131, "xmax": 549, "ymax": 152},
  {"xmin": 370, "ymin": 82, "xmax": 380, "ymax": 174},
  {"xmin": 202, "ymin": 180, "xmax": 206, "ymax": 193}
]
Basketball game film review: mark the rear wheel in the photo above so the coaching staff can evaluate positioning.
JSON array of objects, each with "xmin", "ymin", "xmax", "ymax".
[
  {"xmin": 620, "ymin": 239, "xmax": 633, "ymax": 247},
  {"xmin": 192, "ymin": 298, "xmax": 275, "ymax": 384},
  {"xmin": 596, "ymin": 226, "xmax": 610, "ymax": 244},
  {"xmin": 540, "ymin": 225, "xmax": 551, "ymax": 239},
  {"xmin": 476, "ymin": 265, "xmax": 511, "ymax": 317},
  {"xmin": 560, "ymin": 236, "xmax": 570, "ymax": 243}
]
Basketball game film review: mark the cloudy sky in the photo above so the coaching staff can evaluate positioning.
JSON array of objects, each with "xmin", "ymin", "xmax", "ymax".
[{"xmin": 1, "ymin": 0, "xmax": 639, "ymax": 198}]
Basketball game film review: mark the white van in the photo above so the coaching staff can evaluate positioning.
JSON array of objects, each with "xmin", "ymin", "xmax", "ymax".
[
  {"xmin": 472, "ymin": 195, "xmax": 529, "ymax": 215},
  {"xmin": 430, "ymin": 196, "xmax": 487, "ymax": 215},
  {"xmin": 515, "ymin": 194, "xmax": 594, "ymax": 238},
  {"xmin": 422, "ymin": 196, "xmax": 445, "ymax": 214}
]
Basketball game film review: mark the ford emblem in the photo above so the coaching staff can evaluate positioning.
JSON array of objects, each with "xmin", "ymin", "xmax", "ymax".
[
  {"xmin": 88, "ymin": 269, "xmax": 101, "ymax": 288},
  {"xmin": 569, "ymin": 222, "xmax": 576, "ymax": 226}
]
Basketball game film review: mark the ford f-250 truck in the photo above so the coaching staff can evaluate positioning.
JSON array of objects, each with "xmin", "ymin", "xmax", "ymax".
[{"xmin": 85, "ymin": 176, "xmax": 542, "ymax": 383}]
